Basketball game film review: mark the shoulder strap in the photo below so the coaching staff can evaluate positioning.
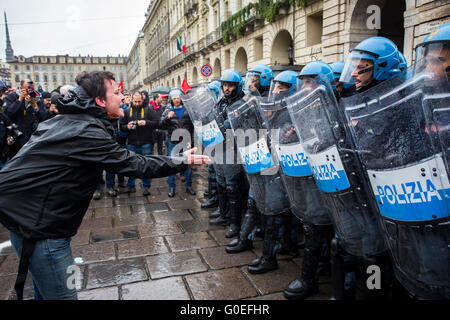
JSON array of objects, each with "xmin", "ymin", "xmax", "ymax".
[{"xmin": 14, "ymin": 238, "xmax": 37, "ymax": 300}]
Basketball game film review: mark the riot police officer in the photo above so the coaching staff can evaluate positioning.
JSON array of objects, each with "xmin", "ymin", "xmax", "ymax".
[
  {"xmin": 341, "ymin": 29, "xmax": 450, "ymax": 300},
  {"xmin": 242, "ymin": 70, "xmax": 297, "ymax": 274},
  {"xmin": 415, "ymin": 22, "xmax": 450, "ymax": 80},
  {"xmin": 226, "ymin": 64, "xmax": 273, "ymax": 254},
  {"xmin": 202, "ymin": 81, "xmax": 222, "ymax": 210},
  {"xmin": 243, "ymin": 64, "xmax": 274, "ymax": 97},
  {"xmin": 334, "ymin": 36, "xmax": 407, "ymax": 299},
  {"xmin": 209, "ymin": 70, "xmax": 249, "ymax": 239},
  {"xmin": 283, "ymin": 62, "xmax": 335, "ymax": 300}
]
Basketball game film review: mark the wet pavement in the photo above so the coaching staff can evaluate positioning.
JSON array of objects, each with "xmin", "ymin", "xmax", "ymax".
[{"xmin": 0, "ymin": 166, "xmax": 333, "ymax": 300}]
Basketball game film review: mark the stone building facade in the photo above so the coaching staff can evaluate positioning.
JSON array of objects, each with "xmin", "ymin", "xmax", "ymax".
[
  {"xmin": 0, "ymin": 60, "xmax": 11, "ymax": 87},
  {"xmin": 8, "ymin": 55, "xmax": 128, "ymax": 92},
  {"xmin": 131, "ymin": 0, "xmax": 450, "ymax": 92},
  {"xmin": 127, "ymin": 32, "xmax": 146, "ymax": 92}
]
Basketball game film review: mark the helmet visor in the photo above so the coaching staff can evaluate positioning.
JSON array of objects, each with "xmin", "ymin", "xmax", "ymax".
[
  {"xmin": 414, "ymin": 55, "xmax": 450, "ymax": 82},
  {"xmin": 296, "ymin": 75, "xmax": 321, "ymax": 91},
  {"xmin": 415, "ymin": 42, "xmax": 449, "ymax": 62},
  {"xmin": 268, "ymin": 80, "xmax": 294, "ymax": 102},
  {"xmin": 340, "ymin": 50, "xmax": 376, "ymax": 85},
  {"xmin": 244, "ymin": 71, "xmax": 262, "ymax": 96}
]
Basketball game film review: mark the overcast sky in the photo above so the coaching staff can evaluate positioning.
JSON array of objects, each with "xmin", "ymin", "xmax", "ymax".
[{"xmin": 0, "ymin": 0, "xmax": 149, "ymax": 60}]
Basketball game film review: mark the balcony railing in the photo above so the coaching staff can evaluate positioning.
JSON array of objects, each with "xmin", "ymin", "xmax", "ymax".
[
  {"xmin": 184, "ymin": 0, "xmax": 198, "ymax": 16},
  {"xmin": 206, "ymin": 27, "xmax": 222, "ymax": 47},
  {"xmin": 221, "ymin": 3, "xmax": 257, "ymax": 44}
]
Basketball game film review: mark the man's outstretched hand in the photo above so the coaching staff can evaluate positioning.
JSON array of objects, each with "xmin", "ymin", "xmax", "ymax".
[{"xmin": 183, "ymin": 148, "xmax": 211, "ymax": 167}]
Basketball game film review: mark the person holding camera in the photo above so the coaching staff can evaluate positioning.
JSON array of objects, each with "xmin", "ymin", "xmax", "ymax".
[
  {"xmin": 120, "ymin": 91, "xmax": 160, "ymax": 196},
  {"xmin": 0, "ymin": 108, "xmax": 14, "ymax": 170},
  {"xmin": 3, "ymin": 79, "xmax": 49, "ymax": 158}
]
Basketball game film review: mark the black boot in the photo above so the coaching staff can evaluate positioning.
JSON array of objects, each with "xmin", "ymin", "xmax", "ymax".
[
  {"xmin": 226, "ymin": 238, "xmax": 240, "ymax": 247},
  {"xmin": 247, "ymin": 215, "xmax": 281, "ymax": 274},
  {"xmin": 201, "ymin": 194, "xmax": 219, "ymax": 209},
  {"xmin": 209, "ymin": 183, "xmax": 229, "ymax": 226},
  {"xmin": 329, "ymin": 237, "xmax": 349, "ymax": 300},
  {"xmin": 277, "ymin": 213, "xmax": 300, "ymax": 257},
  {"xmin": 204, "ymin": 164, "xmax": 218, "ymax": 199},
  {"xmin": 209, "ymin": 206, "xmax": 221, "ymax": 219},
  {"xmin": 225, "ymin": 223, "xmax": 240, "ymax": 238},
  {"xmin": 247, "ymin": 257, "xmax": 278, "ymax": 274},
  {"xmin": 209, "ymin": 214, "xmax": 229, "ymax": 226},
  {"xmin": 224, "ymin": 184, "xmax": 242, "ymax": 238},
  {"xmin": 226, "ymin": 197, "xmax": 259, "ymax": 254},
  {"xmin": 227, "ymin": 239, "xmax": 252, "ymax": 253},
  {"xmin": 284, "ymin": 223, "xmax": 324, "ymax": 300}
]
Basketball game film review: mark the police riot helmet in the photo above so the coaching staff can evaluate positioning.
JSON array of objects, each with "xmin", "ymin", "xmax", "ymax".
[
  {"xmin": 298, "ymin": 61, "xmax": 335, "ymax": 91},
  {"xmin": 415, "ymin": 22, "xmax": 450, "ymax": 79},
  {"xmin": 220, "ymin": 70, "xmax": 243, "ymax": 98},
  {"xmin": 340, "ymin": 37, "xmax": 402, "ymax": 89},
  {"xmin": 268, "ymin": 70, "xmax": 298, "ymax": 101},
  {"xmin": 330, "ymin": 61, "xmax": 356, "ymax": 90},
  {"xmin": 244, "ymin": 64, "xmax": 274, "ymax": 95}
]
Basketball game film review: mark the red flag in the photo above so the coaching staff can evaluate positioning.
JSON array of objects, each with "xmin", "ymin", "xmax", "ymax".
[
  {"xmin": 181, "ymin": 78, "xmax": 191, "ymax": 94},
  {"xmin": 182, "ymin": 45, "xmax": 187, "ymax": 54},
  {"xmin": 118, "ymin": 80, "xmax": 124, "ymax": 92}
]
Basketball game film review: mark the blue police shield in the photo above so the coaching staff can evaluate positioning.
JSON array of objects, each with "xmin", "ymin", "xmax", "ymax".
[
  {"xmin": 343, "ymin": 60, "xmax": 450, "ymax": 299},
  {"xmin": 182, "ymin": 85, "xmax": 224, "ymax": 147},
  {"xmin": 259, "ymin": 98, "xmax": 332, "ymax": 225},
  {"xmin": 286, "ymin": 75, "xmax": 386, "ymax": 257},
  {"xmin": 227, "ymin": 96, "xmax": 291, "ymax": 216}
]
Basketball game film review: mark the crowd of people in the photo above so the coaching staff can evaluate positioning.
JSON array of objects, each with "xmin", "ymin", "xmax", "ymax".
[
  {"xmin": 0, "ymin": 22, "xmax": 448, "ymax": 300},
  {"xmin": 0, "ymin": 78, "xmax": 197, "ymax": 200}
]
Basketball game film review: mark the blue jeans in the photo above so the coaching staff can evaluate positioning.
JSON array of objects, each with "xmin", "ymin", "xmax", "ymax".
[
  {"xmin": 105, "ymin": 171, "xmax": 125, "ymax": 189},
  {"xmin": 167, "ymin": 140, "xmax": 192, "ymax": 189},
  {"xmin": 10, "ymin": 232, "xmax": 77, "ymax": 300},
  {"xmin": 126, "ymin": 144, "xmax": 152, "ymax": 189}
]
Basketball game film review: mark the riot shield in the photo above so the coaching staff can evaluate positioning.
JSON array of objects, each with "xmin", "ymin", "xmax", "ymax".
[
  {"xmin": 212, "ymin": 97, "xmax": 244, "ymax": 178},
  {"xmin": 286, "ymin": 76, "xmax": 386, "ymax": 257},
  {"xmin": 227, "ymin": 96, "xmax": 291, "ymax": 215},
  {"xmin": 343, "ymin": 62, "xmax": 450, "ymax": 299},
  {"xmin": 182, "ymin": 85, "xmax": 224, "ymax": 147},
  {"xmin": 259, "ymin": 98, "xmax": 332, "ymax": 225}
]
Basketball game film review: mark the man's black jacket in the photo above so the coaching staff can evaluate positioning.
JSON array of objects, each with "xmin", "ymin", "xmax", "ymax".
[
  {"xmin": 0, "ymin": 86, "xmax": 188, "ymax": 240},
  {"xmin": 120, "ymin": 103, "xmax": 159, "ymax": 146}
]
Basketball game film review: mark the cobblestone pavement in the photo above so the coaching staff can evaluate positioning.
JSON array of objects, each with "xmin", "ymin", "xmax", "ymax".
[{"xmin": 0, "ymin": 166, "xmax": 333, "ymax": 300}]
